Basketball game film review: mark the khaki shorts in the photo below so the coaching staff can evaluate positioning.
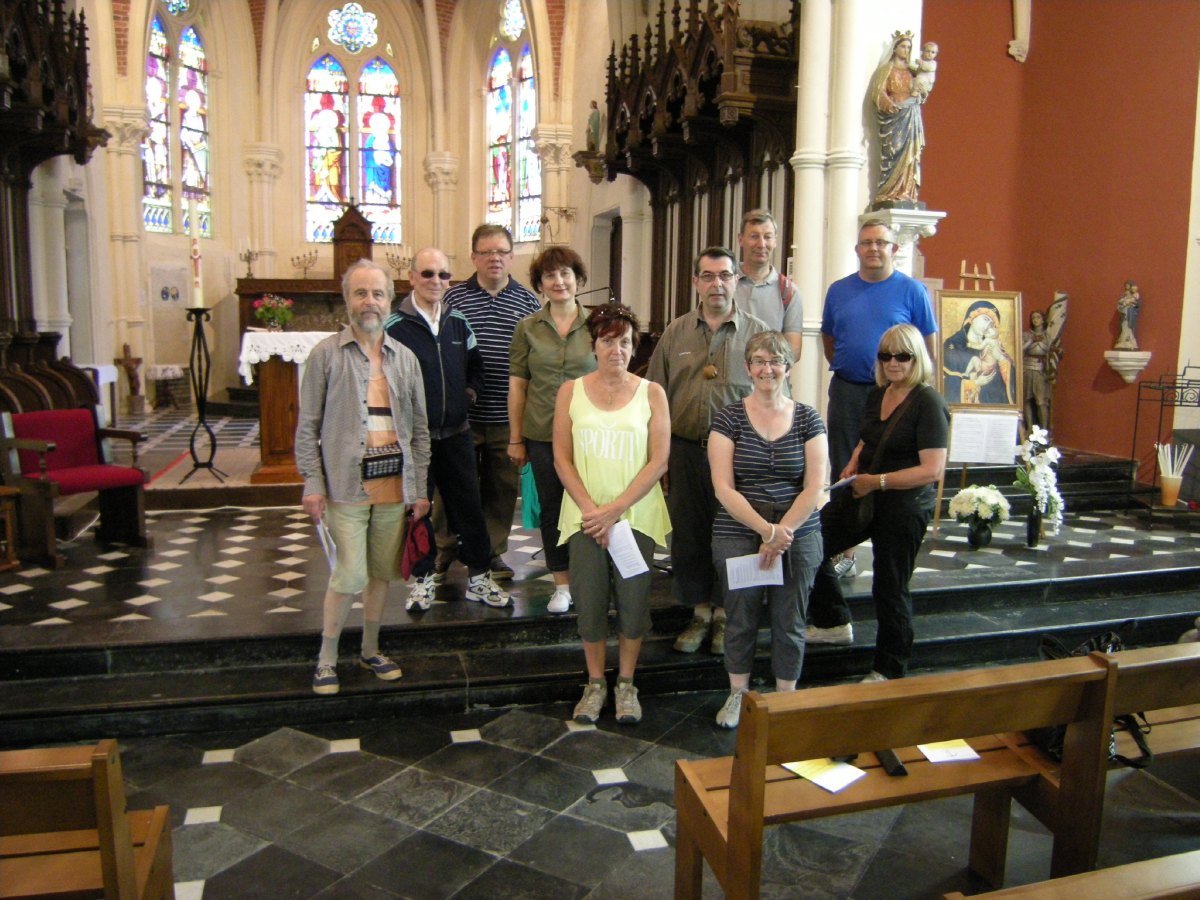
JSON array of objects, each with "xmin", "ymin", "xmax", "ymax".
[{"xmin": 324, "ymin": 501, "xmax": 409, "ymax": 594}]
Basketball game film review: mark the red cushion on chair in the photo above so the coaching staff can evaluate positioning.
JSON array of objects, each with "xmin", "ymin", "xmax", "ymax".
[
  {"xmin": 27, "ymin": 464, "xmax": 146, "ymax": 496},
  {"xmin": 11, "ymin": 409, "xmax": 100, "ymax": 474}
]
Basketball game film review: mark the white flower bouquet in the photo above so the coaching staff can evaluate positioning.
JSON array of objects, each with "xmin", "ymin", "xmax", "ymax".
[
  {"xmin": 1015, "ymin": 426, "xmax": 1064, "ymax": 534},
  {"xmin": 948, "ymin": 485, "xmax": 1011, "ymax": 524}
]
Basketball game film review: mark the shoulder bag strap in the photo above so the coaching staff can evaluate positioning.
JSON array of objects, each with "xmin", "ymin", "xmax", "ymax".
[{"xmin": 863, "ymin": 385, "xmax": 925, "ymax": 475}]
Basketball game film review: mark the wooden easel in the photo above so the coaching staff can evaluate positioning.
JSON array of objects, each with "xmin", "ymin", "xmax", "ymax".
[{"xmin": 959, "ymin": 260, "xmax": 996, "ymax": 290}]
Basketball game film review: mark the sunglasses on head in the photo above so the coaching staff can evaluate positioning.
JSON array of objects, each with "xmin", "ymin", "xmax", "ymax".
[
  {"xmin": 417, "ymin": 270, "xmax": 452, "ymax": 281},
  {"xmin": 877, "ymin": 351, "xmax": 914, "ymax": 363}
]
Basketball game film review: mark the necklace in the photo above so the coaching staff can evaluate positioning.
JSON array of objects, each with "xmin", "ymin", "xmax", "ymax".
[{"xmin": 600, "ymin": 374, "xmax": 629, "ymax": 406}]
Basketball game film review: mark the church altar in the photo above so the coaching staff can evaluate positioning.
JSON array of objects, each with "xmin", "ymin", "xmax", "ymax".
[{"xmin": 238, "ymin": 331, "xmax": 333, "ymax": 484}]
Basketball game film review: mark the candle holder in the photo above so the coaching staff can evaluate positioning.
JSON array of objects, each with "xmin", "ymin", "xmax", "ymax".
[
  {"xmin": 179, "ymin": 307, "xmax": 229, "ymax": 484},
  {"xmin": 291, "ymin": 250, "xmax": 318, "ymax": 279},
  {"xmin": 238, "ymin": 248, "xmax": 260, "ymax": 278},
  {"xmin": 385, "ymin": 250, "xmax": 411, "ymax": 279}
]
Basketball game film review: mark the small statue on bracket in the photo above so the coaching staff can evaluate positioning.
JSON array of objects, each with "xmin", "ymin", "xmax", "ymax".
[{"xmin": 1114, "ymin": 280, "xmax": 1141, "ymax": 350}]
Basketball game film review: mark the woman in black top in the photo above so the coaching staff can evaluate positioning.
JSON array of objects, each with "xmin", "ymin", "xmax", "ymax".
[{"xmin": 807, "ymin": 323, "xmax": 949, "ymax": 681}]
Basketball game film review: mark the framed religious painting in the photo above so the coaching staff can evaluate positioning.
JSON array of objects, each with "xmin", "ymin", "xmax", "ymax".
[{"xmin": 935, "ymin": 290, "xmax": 1023, "ymax": 412}]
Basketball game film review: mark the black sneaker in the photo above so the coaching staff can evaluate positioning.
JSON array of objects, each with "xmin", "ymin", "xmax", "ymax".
[{"xmin": 489, "ymin": 555, "xmax": 514, "ymax": 580}]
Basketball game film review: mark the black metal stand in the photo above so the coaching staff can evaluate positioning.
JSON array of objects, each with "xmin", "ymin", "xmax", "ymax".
[{"xmin": 180, "ymin": 306, "xmax": 228, "ymax": 483}]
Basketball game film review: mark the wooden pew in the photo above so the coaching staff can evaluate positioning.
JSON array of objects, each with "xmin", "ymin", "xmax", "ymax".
[
  {"xmin": 0, "ymin": 739, "xmax": 174, "ymax": 899},
  {"xmin": 674, "ymin": 655, "xmax": 1117, "ymax": 900},
  {"xmin": 943, "ymin": 847, "xmax": 1200, "ymax": 898}
]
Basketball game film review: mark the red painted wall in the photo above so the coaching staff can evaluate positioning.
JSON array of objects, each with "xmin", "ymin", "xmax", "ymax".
[{"xmin": 921, "ymin": 0, "xmax": 1199, "ymax": 469}]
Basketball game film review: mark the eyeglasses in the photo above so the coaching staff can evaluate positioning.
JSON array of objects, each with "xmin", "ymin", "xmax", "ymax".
[
  {"xmin": 857, "ymin": 240, "xmax": 893, "ymax": 250},
  {"xmin": 877, "ymin": 351, "xmax": 914, "ymax": 363},
  {"xmin": 417, "ymin": 270, "xmax": 452, "ymax": 281},
  {"xmin": 749, "ymin": 357, "xmax": 787, "ymax": 369},
  {"xmin": 696, "ymin": 271, "xmax": 736, "ymax": 283},
  {"xmin": 472, "ymin": 248, "xmax": 512, "ymax": 258}
]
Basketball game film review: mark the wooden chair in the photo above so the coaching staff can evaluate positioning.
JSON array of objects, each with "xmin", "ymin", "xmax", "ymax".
[
  {"xmin": 0, "ymin": 405, "xmax": 148, "ymax": 566},
  {"xmin": 0, "ymin": 739, "xmax": 174, "ymax": 899}
]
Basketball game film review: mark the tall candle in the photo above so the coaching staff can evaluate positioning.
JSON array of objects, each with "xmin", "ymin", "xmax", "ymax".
[{"xmin": 188, "ymin": 200, "xmax": 204, "ymax": 307}]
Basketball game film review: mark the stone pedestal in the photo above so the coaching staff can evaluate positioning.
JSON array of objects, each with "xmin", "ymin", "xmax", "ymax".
[{"xmin": 1103, "ymin": 349, "xmax": 1152, "ymax": 384}]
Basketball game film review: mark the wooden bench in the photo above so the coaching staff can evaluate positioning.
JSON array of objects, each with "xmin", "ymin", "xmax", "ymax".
[
  {"xmin": 1004, "ymin": 643, "xmax": 1200, "ymax": 875},
  {"xmin": 943, "ymin": 847, "xmax": 1200, "ymax": 898},
  {"xmin": 674, "ymin": 655, "xmax": 1117, "ymax": 899},
  {"xmin": 0, "ymin": 739, "xmax": 174, "ymax": 899}
]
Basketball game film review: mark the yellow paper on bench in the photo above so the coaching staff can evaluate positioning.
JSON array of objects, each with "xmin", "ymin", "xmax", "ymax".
[
  {"xmin": 782, "ymin": 758, "xmax": 867, "ymax": 793},
  {"xmin": 918, "ymin": 739, "xmax": 980, "ymax": 762}
]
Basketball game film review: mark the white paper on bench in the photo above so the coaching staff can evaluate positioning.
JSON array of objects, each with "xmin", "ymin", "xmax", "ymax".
[{"xmin": 781, "ymin": 758, "xmax": 867, "ymax": 793}]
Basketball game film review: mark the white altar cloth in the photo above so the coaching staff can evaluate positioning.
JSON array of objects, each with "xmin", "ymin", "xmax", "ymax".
[{"xmin": 238, "ymin": 331, "xmax": 333, "ymax": 384}]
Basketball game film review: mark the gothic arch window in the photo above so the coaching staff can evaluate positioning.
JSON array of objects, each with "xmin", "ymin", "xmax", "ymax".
[
  {"xmin": 485, "ymin": 0, "xmax": 540, "ymax": 243},
  {"xmin": 141, "ymin": 11, "xmax": 210, "ymax": 236},
  {"xmin": 304, "ymin": 52, "xmax": 402, "ymax": 243}
]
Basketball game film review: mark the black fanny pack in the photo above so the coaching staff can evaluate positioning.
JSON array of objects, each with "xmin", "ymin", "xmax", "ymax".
[{"xmin": 362, "ymin": 444, "xmax": 403, "ymax": 480}]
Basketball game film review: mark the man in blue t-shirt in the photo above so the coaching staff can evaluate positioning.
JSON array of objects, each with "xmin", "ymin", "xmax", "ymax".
[{"xmin": 814, "ymin": 219, "xmax": 937, "ymax": 615}]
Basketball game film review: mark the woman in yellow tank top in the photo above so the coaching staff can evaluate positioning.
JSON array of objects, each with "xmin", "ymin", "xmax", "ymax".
[{"xmin": 552, "ymin": 305, "xmax": 671, "ymax": 726}]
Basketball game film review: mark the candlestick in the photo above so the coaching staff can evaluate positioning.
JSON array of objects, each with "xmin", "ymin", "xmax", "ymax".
[
  {"xmin": 291, "ymin": 250, "xmax": 318, "ymax": 278},
  {"xmin": 238, "ymin": 248, "xmax": 260, "ymax": 278}
]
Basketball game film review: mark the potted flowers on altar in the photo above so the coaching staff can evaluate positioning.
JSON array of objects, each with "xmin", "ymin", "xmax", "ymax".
[
  {"xmin": 948, "ymin": 484, "xmax": 1010, "ymax": 549},
  {"xmin": 253, "ymin": 294, "xmax": 294, "ymax": 331},
  {"xmin": 1014, "ymin": 426, "xmax": 1064, "ymax": 546}
]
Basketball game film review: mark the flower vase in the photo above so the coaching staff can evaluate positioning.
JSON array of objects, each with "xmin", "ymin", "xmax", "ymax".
[
  {"xmin": 1026, "ymin": 509, "xmax": 1043, "ymax": 548},
  {"xmin": 967, "ymin": 518, "xmax": 992, "ymax": 550},
  {"xmin": 267, "ymin": 322, "xmax": 283, "ymax": 332}
]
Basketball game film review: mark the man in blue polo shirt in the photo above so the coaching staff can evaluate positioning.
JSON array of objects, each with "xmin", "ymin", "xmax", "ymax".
[
  {"xmin": 442, "ymin": 225, "xmax": 541, "ymax": 579},
  {"xmin": 813, "ymin": 219, "xmax": 937, "ymax": 629}
]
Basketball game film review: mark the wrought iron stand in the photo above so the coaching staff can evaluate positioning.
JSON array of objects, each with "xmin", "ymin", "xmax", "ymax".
[{"xmin": 180, "ymin": 307, "xmax": 228, "ymax": 483}]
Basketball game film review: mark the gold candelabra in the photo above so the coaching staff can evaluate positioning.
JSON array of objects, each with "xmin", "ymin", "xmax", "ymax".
[
  {"xmin": 238, "ymin": 248, "xmax": 259, "ymax": 278},
  {"xmin": 291, "ymin": 250, "xmax": 318, "ymax": 279},
  {"xmin": 385, "ymin": 250, "xmax": 412, "ymax": 279}
]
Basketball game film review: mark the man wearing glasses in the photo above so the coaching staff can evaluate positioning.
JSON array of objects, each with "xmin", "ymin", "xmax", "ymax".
[
  {"xmin": 811, "ymin": 218, "xmax": 937, "ymax": 618},
  {"xmin": 442, "ymin": 225, "xmax": 541, "ymax": 580},
  {"xmin": 648, "ymin": 247, "xmax": 769, "ymax": 655},
  {"xmin": 386, "ymin": 248, "xmax": 510, "ymax": 610}
]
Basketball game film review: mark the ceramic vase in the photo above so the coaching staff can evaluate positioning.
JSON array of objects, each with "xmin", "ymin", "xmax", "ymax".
[
  {"xmin": 1026, "ymin": 508, "xmax": 1042, "ymax": 548},
  {"xmin": 967, "ymin": 518, "xmax": 992, "ymax": 550}
]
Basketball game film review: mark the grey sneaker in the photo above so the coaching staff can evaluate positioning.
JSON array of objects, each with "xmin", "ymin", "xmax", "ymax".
[
  {"xmin": 833, "ymin": 555, "xmax": 859, "ymax": 579},
  {"xmin": 673, "ymin": 616, "xmax": 711, "ymax": 653},
  {"xmin": 574, "ymin": 681, "xmax": 607, "ymax": 724},
  {"xmin": 312, "ymin": 664, "xmax": 339, "ymax": 695},
  {"xmin": 861, "ymin": 670, "xmax": 888, "ymax": 683},
  {"xmin": 710, "ymin": 611, "xmax": 726, "ymax": 656},
  {"xmin": 716, "ymin": 690, "xmax": 746, "ymax": 729},
  {"xmin": 406, "ymin": 574, "xmax": 436, "ymax": 612},
  {"xmin": 467, "ymin": 572, "xmax": 511, "ymax": 607},
  {"xmin": 805, "ymin": 623, "xmax": 854, "ymax": 645},
  {"xmin": 614, "ymin": 682, "xmax": 642, "ymax": 724}
]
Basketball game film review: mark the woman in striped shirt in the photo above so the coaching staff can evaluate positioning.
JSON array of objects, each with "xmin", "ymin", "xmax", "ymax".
[{"xmin": 708, "ymin": 332, "xmax": 828, "ymax": 728}]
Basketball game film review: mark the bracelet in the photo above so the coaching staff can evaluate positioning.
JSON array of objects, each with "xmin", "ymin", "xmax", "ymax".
[
  {"xmin": 508, "ymin": 440, "xmax": 524, "ymax": 445},
  {"xmin": 879, "ymin": 473, "xmax": 888, "ymax": 492},
  {"xmin": 765, "ymin": 524, "xmax": 776, "ymax": 544}
]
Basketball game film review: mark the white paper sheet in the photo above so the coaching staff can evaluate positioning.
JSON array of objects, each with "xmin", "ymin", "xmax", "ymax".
[
  {"xmin": 917, "ymin": 739, "xmax": 980, "ymax": 762},
  {"xmin": 782, "ymin": 758, "xmax": 867, "ymax": 793},
  {"xmin": 825, "ymin": 474, "xmax": 857, "ymax": 492},
  {"xmin": 948, "ymin": 411, "xmax": 1020, "ymax": 464},
  {"xmin": 725, "ymin": 553, "xmax": 784, "ymax": 589},
  {"xmin": 607, "ymin": 519, "xmax": 650, "ymax": 578},
  {"xmin": 315, "ymin": 519, "xmax": 338, "ymax": 571}
]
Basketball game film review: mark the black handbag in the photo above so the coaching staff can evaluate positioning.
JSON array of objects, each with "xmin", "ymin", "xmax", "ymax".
[{"xmin": 1027, "ymin": 627, "xmax": 1154, "ymax": 769}]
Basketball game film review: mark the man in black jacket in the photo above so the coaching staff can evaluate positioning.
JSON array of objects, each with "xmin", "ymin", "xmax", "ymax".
[{"xmin": 386, "ymin": 247, "xmax": 510, "ymax": 610}]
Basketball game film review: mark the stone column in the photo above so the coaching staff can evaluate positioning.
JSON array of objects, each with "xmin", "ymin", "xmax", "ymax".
[
  {"xmin": 29, "ymin": 157, "xmax": 72, "ymax": 348},
  {"xmin": 101, "ymin": 106, "xmax": 149, "ymax": 369},
  {"xmin": 243, "ymin": 143, "xmax": 283, "ymax": 276},
  {"xmin": 422, "ymin": 152, "xmax": 458, "ymax": 265},
  {"xmin": 534, "ymin": 125, "xmax": 574, "ymax": 245}
]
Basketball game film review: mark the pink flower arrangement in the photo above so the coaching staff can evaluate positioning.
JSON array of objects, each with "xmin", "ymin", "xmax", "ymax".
[{"xmin": 253, "ymin": 294, "xmax": 294, "ymax": 328}]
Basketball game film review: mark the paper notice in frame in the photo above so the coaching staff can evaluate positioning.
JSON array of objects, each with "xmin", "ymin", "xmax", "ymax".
[{"xmin": 948, "ymin": 410, "xmax": 1021, "ymax": 464}]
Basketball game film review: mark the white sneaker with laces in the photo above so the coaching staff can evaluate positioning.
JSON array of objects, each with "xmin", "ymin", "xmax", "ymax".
[
  {"xmin": 805, "ymin": 623, "xmax": 854, "ymax": 645},
  {"xmin": 574, "ymin": 681, "xmax": 607, "ymax": 723},
  {"xmin": 406, "ymin": 574, "xmax": 436, "ymax": 612},
  {"xmin": 467, "ymin": 572, "xmax": 511, "ymax": 608},
  {"xmin": 860, "ymin": 670, "xmax": 888, "ymax": 683},
  {"xmin": 833, "ymin": 555, "xmax": 859, "ymax": 579},
  {"xmin": 547, "ymin": 587, "xmax": 572, "ymax": 614},
  {"xmin": 716, "ymin": 689, "xmax": 746, "ymax": 729}
]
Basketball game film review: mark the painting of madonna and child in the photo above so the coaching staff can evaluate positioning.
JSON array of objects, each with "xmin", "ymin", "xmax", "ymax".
[{"xmin": 936, "ymin": 291, "xmax": 1024, "ymax": 411}]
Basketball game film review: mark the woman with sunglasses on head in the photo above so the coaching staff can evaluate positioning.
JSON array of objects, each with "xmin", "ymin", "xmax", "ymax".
[
  {"xmin": 708, "ymin": 332, "xmax": 828, "ymax": 728},
  {"xmin": 808, "ymin": 323, "xmax": 948, "ymax": 682},
  {"xmin": 509, "ymin": 247, "xmax": 597, "ymax": 614},
  {"xmin": 554, "ymin": 304, "xmax": 670, "ymax": 724}
]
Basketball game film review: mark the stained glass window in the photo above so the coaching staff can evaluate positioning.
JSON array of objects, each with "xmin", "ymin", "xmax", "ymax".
[
  {"xmin": 177, "ymin": 26, "xmax": 210, "ymax": 237},
  {"xmin": 141, "ymin": 15, "xmax": 172, "ymax": 233},
  {"xmin": 357, "ymin": 58, "xmax": 401, "ymax": 244},
  {"xmin": 486, "ymin": 6, "xmax": 540, "ymax": 244},
  {"xmin": 305, "ymin": 55, "xmax": 350, "ymax": 243},
  {"xmin": 327, "ymin": 2, "xmax": 378, "ymax": 55},
  {"xmin": 166, "ymin": 0, "xmax": 189, "ymax": 15}
]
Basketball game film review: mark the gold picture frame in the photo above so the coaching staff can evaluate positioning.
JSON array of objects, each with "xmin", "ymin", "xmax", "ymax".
[{"xmin": 935, "ymin": 290, "xmax": 1023, "ymax": 412}]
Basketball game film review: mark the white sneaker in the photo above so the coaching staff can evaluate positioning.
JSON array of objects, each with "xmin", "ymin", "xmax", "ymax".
[
  {"xmin": 805, "ymin": 623, "xmax": 853, "ymax": 645},
  {"xmin": 574, "ymin": 681, "xmax": 607, "ymax": 724},
  {"xmin": 716, "ymin": 689, "xmax": 746, "ymax": 729},
  {"xmin": 547, "ymin": 587, "xmax": 572, "ymax": 614},
  {"xmin": 860, "ymin": 670, "xmax": 888, "ymax": 683},
  {"xmin": 467, "ymin": 571, "xmax": 511, "ymax": 608},
  {"xmin": 832, "ymin": 555, "xmax": 859, "ymax": 579},
  {"xmin": 406, "ymin": 574, "xmax": 436, "ymax": 612}
]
